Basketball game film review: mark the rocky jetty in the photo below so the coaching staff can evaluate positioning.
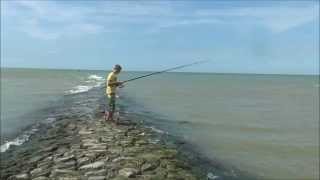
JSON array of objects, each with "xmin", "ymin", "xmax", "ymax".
[{"xmin": 1, "ymin": 117, "xmax": 198, "ymax": 180}]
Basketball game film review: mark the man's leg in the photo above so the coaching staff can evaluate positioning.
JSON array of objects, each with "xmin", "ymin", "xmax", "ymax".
[
  {"xmin": 107, "ymin": 94, "xmax": 116, "ymax": 121},
  {"xmin": 104, "ymin": 95, "xmax": 108, "ymax": 120}
]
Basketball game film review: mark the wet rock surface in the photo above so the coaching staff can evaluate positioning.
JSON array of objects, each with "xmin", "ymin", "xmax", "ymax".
[{"xmin": 1, "ymin": 118, "xmax": 198, "ymax": 180}]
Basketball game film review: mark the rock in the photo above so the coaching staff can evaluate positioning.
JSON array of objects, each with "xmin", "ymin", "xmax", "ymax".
[
  {"xmin": 88, "ymin": 145, "xmax": 107, "ymax": 150},
  {"xmin": 83, "ymin": 152, "xmax": 98, "ymax": 160},
  {"xmin": 108, "ymin": 146, "xmax": 123, "ymax": 154},
  {"xmin": 169, "ymin": 159, "xmax": 191, "ymax": 170},
  {"xmin": 37, "ymin": 160, "xmax": 53, "ymax": 169},
  {"xmin": 112, "ymin": 156, "xmax": 143, "ymax": 169},
  {"xmin": 51, "ymin": 169, "xmax": 78, "ymax": 177},
  {"xmin": 82, "ymin": 142, "xmax": 98, "ymax": 148},
  {"xmin": 77, "ymin": 157, "xmax": 90, "ymax": 166},
  {"xmin": 8, "ymin": 173, "xmax": 29, "ymax": 180},
  {"xmin": 64, "ymin": 151, "xmax": 76, "ymax": 157},
  {"xmin": 120, "ymin": 140, "xmax": 133, "ymax": 147},
  {"xmin": 29, "ymin": 155, "xmax": 46, "ymax": 164},
  {"xmin": 54, "ymin": 155, "xmax": 75, "ymax": 163},
  {"xmin": 54, "ymin": 160, "xmax": 76, "ymax": 169},
  {"xmin": 40, "ymin": 145, "xmax": 58, "ymax": 153},
  {"xmin": 70, "ymin": 144, "xmax": 81, "ymax": 150},
  {"xmin": 30, "ymin": 168, "xmax": 50, "ymax": 178},
  {"xmin": 56, "ymin": 140, "xmax": 72, "ymax": 147},
  {"xmin": 179, "ymin": 173, "xmax": 197, "ymax": 180},
  {"xmin": 32, "ymin": 176, "xmax": 49, "ymax": 180},
  {"xmin": 43, "ymin": 156, "xmax": 53, "ymax": 162},
  {"xmin": 158, "ymin": 149, "xmax": 177, "ymax": 159},
  {"xmin": 90, "ymin": 149, "xmax": 106, "ymax": 153},
  {"xmin": 153, "ymin": 168, "xmax": 168, "ymax": 179},
  {"xmin": 55, "ymin": 147, "xmax": 69, "ymax": 156},
  {"xmin": 79, "ymin": 130, "xmax": 93, "ymax": 135},
  {"xmin": 56, "ymin": 177, "xmax": 80, "ymax": 180},
  {"xmin": 79, "ymin": 161, "xmax": 105, "ymax": 170},
  {"xmin": 118, "ymin": 168, "xmax": 139, "ymax": 178},
  {"xmin": 82, "ymin": 139, "xmax": 99, "ymax": 143},
  {"xmin": 135, "ymin": 139, "xmax": 148, "ymax": 146},
  {"xmin": 84, "ymin": 169, "xmax": 107, "ymax": 177},
  {"xmin": 167, "ymin": 173, "xmax": 185, "ymax": 180},
  {"xmin": 140, "ymin": 153, "xmax": 161, "ymax": 162},
  {"xmin": 161, "ymin": 160, "xmax": 177, "ymax": 171},
  {"xmin": 138, "ymin": 132, "xmax": 145, "ymax": 136},
  {"xmin": 100, "ymin": 137, "xmax": 113, "ymax": 143},
  {"xmin": 111, "ymin": 176, "xmax": 130, "ymax": 180},
  {"xmin": 88, "ymin": 176, "xmax": 106, "ymax": 180},
  {"xmin": 123, "ymin": 146, "xmax": 144, "ymax": 154},
  {"xmin": 112, "ymin": 156, "xmax": 134, "ymax": 163},
  {"xmin": 67, "ymin": 123, "xmax": 77, "ymax": 131},
  {"xmin": 141, "ymin": 162, "xmax": 158, "ymax": 172}
]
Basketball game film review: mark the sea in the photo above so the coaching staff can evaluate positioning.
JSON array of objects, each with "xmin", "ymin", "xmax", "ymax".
[{"xmin": 1, "ymin": 68, "xmax": 319, "ymax": 179}]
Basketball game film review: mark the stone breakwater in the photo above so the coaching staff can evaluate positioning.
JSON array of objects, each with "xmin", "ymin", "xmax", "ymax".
[{"xmin": 1, "ymin": 117, "xmax": 199, "ymax": 180}]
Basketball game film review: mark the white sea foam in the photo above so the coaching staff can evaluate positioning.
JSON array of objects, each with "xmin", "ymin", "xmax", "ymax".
[
  {"xmin": 207, "ymin": 172, "xmax": 219, "ymax": 180},
  {"xmin": 88, "ymin": 74, "xmax": 103, "ymax": 81},
  {"xmin": 149, "ymin": 126, "xmax": 166, "ymax": 134},
  {"xmin": 44, "ymin": 117, "xmax": 56, "ymax": 124},
  {"xmin": 94, "ymin": 81, "xmax": 104, "ymax": 87},
  {"xmin": 66, "ymin": 74, "xmax": 104, "ymax": 94},
  {"xmin": 68, "ymin": 85, "xmax": 93, "ymax": 94},
  {"xmin": 0, "ymin": 128, "xmax": 38, "ymax": 153}
]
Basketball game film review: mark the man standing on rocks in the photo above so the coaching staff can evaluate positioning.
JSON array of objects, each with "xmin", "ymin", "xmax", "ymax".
[{"xmin": 105, "ymin": 64, "xmax": 124, "ymax": 121}]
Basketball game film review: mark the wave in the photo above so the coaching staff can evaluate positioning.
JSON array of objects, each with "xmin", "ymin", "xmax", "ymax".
[
  {"xmin": 0, "ymin": 128, "xmax": 38, "ymax": 153},
  {"xmin": 0, "ymin": 117, "xmax": 57, "ymax": 153},
  {"xmin": 66, "ymin": 74, "xmax": 104, "ymax": 95},
  {"xmin": 67, "ymin": 85, "xmax": 94, "ymax": 94},
  {"xmin": 148, "ymin": 126, "xmax": 167, "ymax": 134},
  {"xmin": 88, "ymin": 74, "xmax": 103, "ymax": 81}
]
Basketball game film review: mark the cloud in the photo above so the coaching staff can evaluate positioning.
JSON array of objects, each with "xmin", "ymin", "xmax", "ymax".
[
  {"xmin": 99, "ymin": 1, "xmax": 177, "ymax": 17},
  {"xmin": 156, "ymin": 19, "xmax": 221, "ymax": 29},
  {"xmin": 2, "ymin": 1, "xmax": 319, "ymax": 40},
  {"xmin": 195, "ymin": 3, "xmax": 319, "ymax": 33},
  {"xmin": 2, "ymin": 0, "xmax": 105, "ymax": 40}
]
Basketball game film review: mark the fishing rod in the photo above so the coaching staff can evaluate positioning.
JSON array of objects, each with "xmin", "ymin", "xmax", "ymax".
[{"xmin": 122, "ymin": 60, "xmax": 209, "ymax": 84}]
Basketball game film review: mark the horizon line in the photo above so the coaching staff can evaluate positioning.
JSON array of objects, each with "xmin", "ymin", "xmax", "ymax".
[{"xmin": 1, "ymin": 66, "xmax": 319, "ymax": 76}]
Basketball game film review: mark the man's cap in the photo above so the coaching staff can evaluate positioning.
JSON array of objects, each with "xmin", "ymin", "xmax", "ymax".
[{"xmin": 113, "ymin": 64, "xmax": 122, "ymax": 70}]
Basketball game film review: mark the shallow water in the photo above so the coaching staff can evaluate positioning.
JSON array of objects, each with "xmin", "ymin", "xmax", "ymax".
[{"xmin": 1, "ymin": 68, "xmax": 319, "ymax": 179}]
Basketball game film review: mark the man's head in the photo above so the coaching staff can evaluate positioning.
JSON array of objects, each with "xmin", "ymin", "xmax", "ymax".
[{"xmin": 113, "ymin": 64, "xmax": 122, "ymax": 74}]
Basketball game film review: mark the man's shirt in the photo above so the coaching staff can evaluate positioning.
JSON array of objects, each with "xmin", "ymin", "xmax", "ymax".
[{"xmin": 106, "ymin": 71, "xmax": 118, "ymax": 95}]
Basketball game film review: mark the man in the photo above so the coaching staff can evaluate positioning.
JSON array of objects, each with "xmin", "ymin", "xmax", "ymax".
[{"xmin": 105, "ymin": 64, "xmax": 123, "ymax": 121}]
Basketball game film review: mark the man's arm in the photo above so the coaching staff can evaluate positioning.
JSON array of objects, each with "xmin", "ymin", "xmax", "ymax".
[{"xmin": 108, "ymin": 81, "xmax": 123, "ymax": 87}]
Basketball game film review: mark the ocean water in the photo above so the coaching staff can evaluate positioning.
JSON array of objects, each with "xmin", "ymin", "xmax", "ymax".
[
  {"xmin": 0, "ymin": 68, "xmax": 105, "ymax": 146},
  {"xmin": 1, "ymin": 68, "xmax": 319, "ymax": 179}
]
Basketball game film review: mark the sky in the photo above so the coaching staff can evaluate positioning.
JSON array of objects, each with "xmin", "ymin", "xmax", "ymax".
[{"xmin": 1, "ymin": 0, "xmax": 319, "ymax": 74}]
